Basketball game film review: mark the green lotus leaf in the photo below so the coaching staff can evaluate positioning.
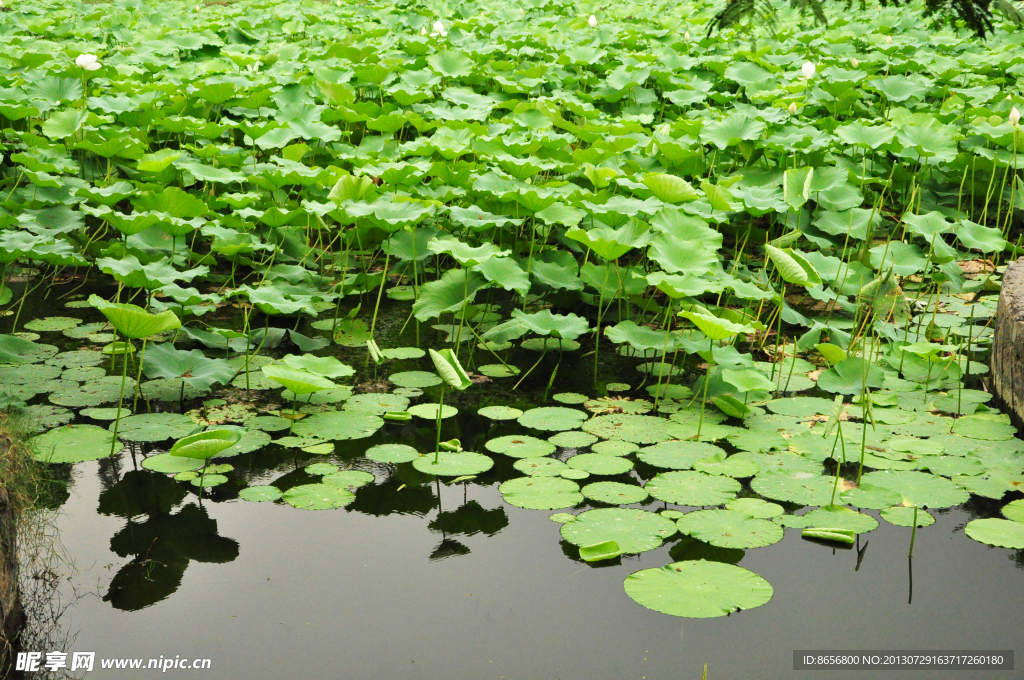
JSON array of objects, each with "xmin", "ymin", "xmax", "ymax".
[
  {"xmin": 965, "ymin": 518, "xmax": 1024, "ymax": 549},
  {"xmin": 261, "ymin": 364, "xmax": 337, "ymax": 394},
  {"xmin": 624, "ymin": 561, "xmax": 773, "ymax": 618},
  {"xmin": 170, "ymin": 429, "xmax": 242, "ymax": 459},
  {"xmin": 562, "ymin": 508, "xmax": 676, "ymax": 554},
  {"xmin": 88, "ymin": 294, "xmax": 181, "ymax": 340},
  {"xmin": 499, "ymin": 476, "xmax": 583, "ymax": 510},
  {"xmin": 30, "ymin": 424, "xmax": 120, "ymax": 463}
]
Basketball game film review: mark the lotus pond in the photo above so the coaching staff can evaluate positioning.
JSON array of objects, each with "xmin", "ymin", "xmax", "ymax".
[{"xmin": 2, "ymin": 0, "xmax": 1024, "ymax": 675}]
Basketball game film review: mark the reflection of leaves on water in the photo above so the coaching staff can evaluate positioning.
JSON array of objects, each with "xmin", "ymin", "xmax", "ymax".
[
  {"xmin": 347, "ymin": 480, "xmax": 436, "ymax": 517},
  {"xmin": 428, "ymin": 501, "xmax": 508, "ymax": 537},
  {"xmin": 669, "ymin": 536, "xmax": 745, "ymax": 565},
  {"xmin": 103, "ymin": 504, "xmax": 237, "ymax": 611},
  {"xmin": 429, "ymin": 538, "xmax": 471, "ymax": 561},
  {"xmin": 98, "ymin": 470, "xmax": 186, "ymax": 518}
]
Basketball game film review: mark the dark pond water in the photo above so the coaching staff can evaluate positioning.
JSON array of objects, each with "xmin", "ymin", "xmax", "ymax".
[{"xmin": 7, "ymin": 287, "xmax": 1024, "ymax": 680}]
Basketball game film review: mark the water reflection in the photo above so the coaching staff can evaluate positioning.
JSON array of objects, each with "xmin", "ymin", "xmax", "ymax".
[{"xmin": 98, "ymin": 472, "xmax": 238, "ymax": 611}]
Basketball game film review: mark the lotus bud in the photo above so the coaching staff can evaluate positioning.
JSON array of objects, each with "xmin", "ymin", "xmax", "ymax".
[
  {"xmin": 588, "ymin": 14, "xmax": 597, "ymax": 27},
  {"xmin": 519, "ymin": 7, "xmax": 524, "ymax": 14},
  {"xmin": 801, "ymin": 61, "xmax": 815, "ymax": 79},
  {"xmin": 788, "ymin": 102, "xmax": 797, "ymax": 114},
  {"xmin": 885, "ymin": 35, "xmax": 892, "ymax": 44},
  {"xmin": 684, "ymin": 30, "xmax": 691, "ymax": 41},
  {"xmin": 1011, "ymin": 106, "xmax": 1021, "ymax": 127},
  {"xmin": 851, "ymin": 57, "xmax": 859, "ymax": 68},
  {"xmin": 433, "ymin": 19, "xmax": 444, "ymax": 34},
  {"xmin": 421, "ymin": 26, "xmax": 427, "ymax": 35},
  {"xmin": 75, "ymin": 54, "xmax": 101, "ymax": 71},
  {"xmin": 1007, "ymin": 94, "xmax": 1013, "ymax": 100}
]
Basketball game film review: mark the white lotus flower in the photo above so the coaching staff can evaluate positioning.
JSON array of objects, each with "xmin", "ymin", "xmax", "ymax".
[
  {"xmin": 431, "ymin": 20, "xmax": 446, "ymax": 36},
  {"xmin": 851, "ymin": 57, "xmax": 859, "ymax": 68},
  {"xmin": 588, "ymin": 14, "xmax": 597, "ymax": 27},
  {"xmin": 885, "ymin": 35, "xmax": 893, "ymax": 44},
  {"xmin": 801, "ymin": 61, "xmax": 815, "ymax": 79},
  {"xmin": 684, "ymin": 30, "xmax": 691, "ymax": 41},
  {"xmin": 788, "ymin": 102, "xmax": 797, "ymax": 114},
  {"xmin": 1011, "ymin": 106, "xmax": 1021, "ymax": 127},
  {"xmin": 75, "ymin": 54, "xmax": 100, "ymax": 71},
  {"xmin": 421, "ymin": 26, "xmax": 427, "ymax": 35}
]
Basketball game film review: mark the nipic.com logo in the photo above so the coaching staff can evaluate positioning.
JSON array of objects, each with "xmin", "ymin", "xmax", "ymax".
[
  {"xmin": 15, "ymin": 651, "xmax": 212, "ymax": 672},
  {"xmin": 15, "ymin": 652, "xmax": 94, "ymax": 673}
]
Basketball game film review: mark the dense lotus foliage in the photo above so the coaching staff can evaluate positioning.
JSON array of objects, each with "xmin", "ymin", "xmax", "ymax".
[{"xmin": 2, "ymin": 0, "xmax": 1024, "ymax": 616}]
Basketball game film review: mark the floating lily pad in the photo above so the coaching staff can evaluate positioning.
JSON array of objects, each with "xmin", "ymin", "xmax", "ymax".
[
  {"xmin": 245, "ymin": 415, "xmax": 292, "ymax": 432},
  {"xmin": 49, "ymin": 375, "xmax": 137, "ymax": 407},
  {"xmin": 142, "ymin": 378, "xmax": 204, "ymax": 402},
  {"xmin": 30, "ymin": 424, "xmax": 120, "ymax": 463},
  {"xmin": 582, "ymin": 414, "xmax": 674, "ymax": 443},
  {"xmin": 965, "ymin": 518, "xmax": 1024, "ymax": 549},
  {"xmin": 389, "ymin": 370, "xmax": 442, "ymax": 388},
  {"xmin": 282, "ymin": 483, "xmax": 356, "ymax": 510},
  {"xmin": 881, "ymin": 506, "xmax": 935, "ymax": 527},
  {"xmin": 694, "ymin": 452, "xmax": 760, "ymax": 478},
  {"xmin": 239, "ymin": 485, "xmax": 283, "ymax": 502},
  {"xmin": 365, "ymin": 443, "xmax": 419, "ymax": 464},
  {"xmin": 591, "ymin": 440, "xmax": 640, "ymax": 456},
  {"xmin": 407, "ymin": 403, "xmax": 459, "ymax": 419},
  {"xmin": 751, "ymin": 470, "xmax": 840, "ymax": 506},
  {"xmin": 141, "ymin": 453, "xmax": 205, "ymax": 474},
  {"xmin": 518, "ymin": 406, "xmax": 588, "ymax": 431},
  {"xmin": 305, "ymin": 463, "xmax": 339, "ymax": 475},
  {"xmin": 514, "ymin": 457, "xmax": 569, "ymax": 477},
  {"xmin": 766, "ymin": 396, "xmax": 836, "ymax": 417},
  {"xmin": 62, "ymin": 366, "xmax": 107, "ymax": 382},
  {"xmin": 477, "ymin": 364, "xmax": 520, "ymax": 377},
  {"xmin": 561, "ymin": 469, "xmax": 590, "ymax": 481},
  {"xmin": 190, "ymin": 473, "xmax": 228, "ymax": 488},
  {"xmin": 499, "ymin": 476, "xmax": 582, "ymax": 510},
  {"xmin": 292, "ymin": 410, "xmax": 384, "ymax": 440},
  {"xmin": 477, "ymin": 405, "xmax": 524, "ymax": 420},
  {"xmin": 1001, "ymin": 499, "xmax": 1024, "ymax": 523},
  {"xmin": 548, "ymin": 431, "xmax": 599, "ymax": 448},
  {"xmin": 624, "ymin": 561, "xmax": 773, "ymax": 618},
  {"xmin": 677, "ymin": 509, "xmax": 784, "ymax": 548},
  {"xmin": 582, "ymin": 481, "xmax": 649, "ymax": 505},
  {"xmin": 800, "ymin": 504, "xmax": 878, "ymax": 533},
  {"xmin": 951, "ymin": 414, "xmax": 1017, "ymax": 441},
  {"xmin": 485, "ymin": 435, "xmax": 555, "ymax": 458},
  {"xmin": 646, "ymin": 471, "xmax": 741, "ymax": 506},
  {"xmin": 552, "ymin": 392, "xmax": 589, "ymax": 404},
  {"xmin": 217, "ymin": 429, "xmax": 272, "ymax": 457},
  {"xmin": 381, "ymin": 347, "xmax": 426, "ymax": 360},
  {"xmin": 345, "ymin": 393, "xmax": 410, "ymax": 415},
  {"xmin": 839, "ymin": 483, "xmax": 904, "ymax": 509},
  {"xmin": 413, "ymin": 451, "xmax": 494, "ymax": 476},
  {"xmin": 24, "ymin": 316, "xmax": 81, "ymax": 332},
  {"xmin": 19, "ymin": 404, "xmax": 74, "ymax": 432},
  {"xmin": 638, "ymin": 441, "xmax": 724, "ymax": 470},
  {"xmin": 606, "ymin": 382, "xmax": 631, "ymax": 392},
  {"xmin": 0, "ymin": 363, "xmax": 61, "ymax": 385},
  {"xmin": 566, "ymin": 453, "xmax": 634, "ymax": 476},
  {"xmin": 562, "ymin": 507, "xmax": 676, "ymax": 555},
  {"xmin": 323, "ymin": 470, "xmax": 375, "ymax": 489},
  {"xmin": 859, "ymin": 470, "xmax": 969, "ymax": 509},
  {"xmin": 550, "ymin": 512, "xmax": 577, "ymax": 523},
  {"xmin": 726, "ymin": 497, "xmax": 784, "ymax": 519},
  {"xmin": 112, "ymin": 413, "xmax": 198, "ymax": 442},
  {"xmin": 303, "ymin": 443, "xmax": 336, "ymax": 455}
]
